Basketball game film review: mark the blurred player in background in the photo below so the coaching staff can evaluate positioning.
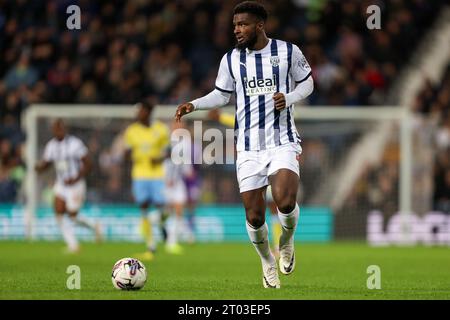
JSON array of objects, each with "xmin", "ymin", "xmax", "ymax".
[
  {"xmin": 35, "ymin": 119, "xmax": 101, "ymax": 253},
  {"xmin": 176, "ymin": 1, "xmax": 313, "ymax": 288},
  {"xmin": 208, "ymin": 109, "xmax": 282, "ymax": 257},
  {"xmin": 163, "ymin": 120, "xmax": 195, "ymax": 254},
  {"xmin": 183, "ymin": 123, "xmax": 202, "ymax": 244},
  {"xmin": 123, "ymin": 101, "xmax": 170, "ymax": 261}
]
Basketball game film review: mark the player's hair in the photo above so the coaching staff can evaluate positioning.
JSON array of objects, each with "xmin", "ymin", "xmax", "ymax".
[
  {"xmin": 233, "ymin": 1, "xmax": 268, "ymax": 22},
  {"xmin": 53, "ymin": 118, "xmax": 65, "ymax": 127},
  {"xmin": 137, "ymin": 100, "xmax": 154, "ymax": 111}
]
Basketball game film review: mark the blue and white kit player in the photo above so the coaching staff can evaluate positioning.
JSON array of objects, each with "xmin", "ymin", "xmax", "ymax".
[{"xmin": 176, "ymin": 1, "xmax": 313, "ymax": 288}]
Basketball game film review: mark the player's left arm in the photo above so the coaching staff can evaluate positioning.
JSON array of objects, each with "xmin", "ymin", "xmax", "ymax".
[
  {"xmin": 64, "ymin": 154, "xmax": 92, "ymax": 185},
  {"xmin": 273, "ymin": 45, "xmax": 314, "ymax": 111},
  {"xmin": 36, "ymin": 141, "xmax": 53, "ymax": 173},
  {"xmin": 122, "ymin": 127, "xmax": 133, "ymax": 163},
  {"xmin": 65, "ymin": 140, "xmax": 92, "ymax": 185},
  {"xmin": 35, "ymin": 160, "xmax": 51, "ymax": 173}
]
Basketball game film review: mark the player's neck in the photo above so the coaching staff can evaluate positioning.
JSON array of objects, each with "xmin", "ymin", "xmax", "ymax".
[
  {"xmin": 139, "ymin": 119, "xmax": 151, "ymax": 127},
  {"xmin": 250, "ymin": 34, "xmax": 269, "ymax": 51}
]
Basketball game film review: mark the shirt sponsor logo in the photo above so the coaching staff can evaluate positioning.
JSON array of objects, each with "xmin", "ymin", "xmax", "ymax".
[{"xmin": 244, "ymin": 75, "xmax": 277, "ymax": 96}]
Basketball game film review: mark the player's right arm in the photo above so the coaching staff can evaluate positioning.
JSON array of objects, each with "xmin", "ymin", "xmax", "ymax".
[
  {"xmin": 175, "ymin": 53, "xmax": 235, "ymax": 122},
  {"xmin": 175, "ymin": 102, "xmax": 195, "ymax": 122},
  {"xmin": 123, "ymin": 148, "xmax": 131, "ymax": 162},
  {"xmin": 35, "ymin": 141, "xmax": 53, "ymax": 173},
  {"xmin": 35, "ymin": 160, "xmax": 51, "ymax": 173},
  {"xmin": 175, "ymin": 90, "xmax": 231, "ymax": 122},
  {"xmin": 122, "ymin": 126, "xmax": 133, "ymax": 163}
]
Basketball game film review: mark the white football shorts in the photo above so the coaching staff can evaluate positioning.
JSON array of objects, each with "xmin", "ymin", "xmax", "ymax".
[
  {"xmin": 236, "ymin": 143, "xmax": 302, "ymax": 193},
  {"xmin": 54, "ymin": 180, "xmax": 86, "ymax": 212}
]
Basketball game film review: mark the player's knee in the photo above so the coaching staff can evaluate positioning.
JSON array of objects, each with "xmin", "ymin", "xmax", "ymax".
[
  {"xmin": 247, "ymin": 217, "xmax": 265, "ymax": 229},
  {"xmin": 277, "ymin": 196, "xmax": 297, "ymax": 214},
  {"xmin": 246, "ymin": 210, "xmax": 265, "ymax": 229}
]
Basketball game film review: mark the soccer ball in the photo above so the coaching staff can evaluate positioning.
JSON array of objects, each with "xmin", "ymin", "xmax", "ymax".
[{"xmin": 111, "ymin": 257, "xmax": 147, "ymax": 290}]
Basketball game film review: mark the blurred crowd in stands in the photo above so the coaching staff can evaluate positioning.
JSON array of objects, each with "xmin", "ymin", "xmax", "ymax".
[
  {"xmin": 0, "ymin": 0, "xmax": 448, "ymax": 213},
  {"xmin": 414, "ymin": 65, "xmax": 450, "ymax": 213},
  {"xmin": 340, "ymin": 64, "xmax": 450, "ymax": 231}
]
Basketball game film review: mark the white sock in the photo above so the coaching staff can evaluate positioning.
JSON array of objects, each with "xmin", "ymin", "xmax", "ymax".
[
  {"xmin": 72, "ymin": 216, "xmax": 95, "ymax": 231},
  {"xmin": 277, "ymin": 203, "xmax": 299, "ymax": 248},
  {"xmin": 246, "ymin": 221, "xmax": 275, "ymax": 265},
  {"xmin": 56, "ymin": 216, "xmax": 78, "ymax": 251},
  {"xmin": 168, "ymin": 216, "xmax": 182, "ymax": 246}
]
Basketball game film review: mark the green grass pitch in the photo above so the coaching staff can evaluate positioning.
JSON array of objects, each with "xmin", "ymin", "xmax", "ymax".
[{"xmin": 1, "ymin": 241, "xmax": 449, "ymax": 300}]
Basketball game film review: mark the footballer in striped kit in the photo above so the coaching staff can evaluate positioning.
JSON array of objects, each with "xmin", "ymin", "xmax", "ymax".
[
  {"xmin": 35, "ymin": 119, "xmax": 102, "ymax": 253},
  {"xmin": 175, "ymin": 1, "xmax": 313, "ymax": 288}
]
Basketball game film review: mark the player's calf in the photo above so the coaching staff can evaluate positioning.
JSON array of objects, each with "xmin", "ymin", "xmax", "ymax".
[{"xmin": 277, "ymin": 203, "xmax": 299, "ymax": 275}]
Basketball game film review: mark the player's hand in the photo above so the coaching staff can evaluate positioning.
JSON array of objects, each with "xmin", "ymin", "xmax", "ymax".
[
  {"xmin": 64, "ymin": 177, "xmax": 79, "ymax": 185},
  {"xmin": 150, "ymin": 158, "xmax": 164, "ymax": 166},
  {"xmin": 175, "ymin": 103, "xmax": 194, "ymax": 122},
  {"xmin": 207, "ymin": 109, "xmax": 220, "ymax": 122},
  {"xmin": 34, "ymin": 163, "xmax": 43, "ymax": 173},
  {"xmin": 35, "ymin": 161, "xmax": 48, "ymax": 173},
  {"xmin": 273, "ymin": 92, "xmax": 286, "ymax": 110}
]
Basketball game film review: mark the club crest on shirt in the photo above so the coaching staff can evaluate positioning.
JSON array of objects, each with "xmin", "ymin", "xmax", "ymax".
[{"xmin": 270, "ymin": 56, "xmax": 280, "ymax": 67}]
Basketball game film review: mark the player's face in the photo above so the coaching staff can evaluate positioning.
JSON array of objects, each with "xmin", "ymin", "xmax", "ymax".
[
  {"xmin": 233, "ymin": 13, "xmax": 259, "ymax": 50},
  {"xmin": 52, "ymin": 121, "xmax": 66, "ymax": 140},
  {"xmin": 137, "ymin": 107, "xmax": 151, "ymax": 123}
]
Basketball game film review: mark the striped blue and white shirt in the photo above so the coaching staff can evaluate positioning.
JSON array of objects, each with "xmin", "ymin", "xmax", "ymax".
[
  {"xmin": 215, "ymin": 39, "xmax": 311, "ymax": 151},
  {"xmin": 43, "ymin": 135, "xmax": 88, "ymax": 184}
]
